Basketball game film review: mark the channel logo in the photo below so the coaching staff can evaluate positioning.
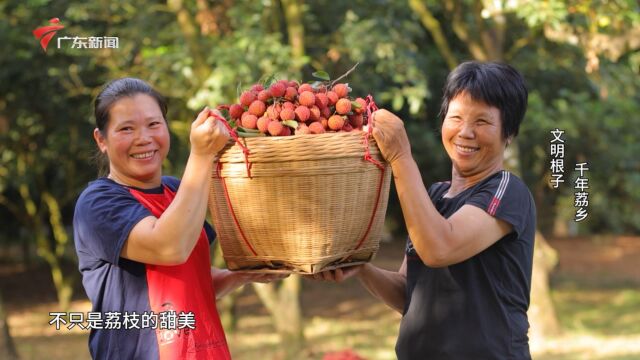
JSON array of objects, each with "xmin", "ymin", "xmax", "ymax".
[{"xmin": 33, "ymin": 18, "xmax": 64, "ymax": 52}]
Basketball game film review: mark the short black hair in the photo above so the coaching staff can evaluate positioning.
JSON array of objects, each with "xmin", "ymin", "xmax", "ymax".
[
  {"xmin": 438, "ymin": 61, "xmax": 528, "ymax": 140},
  {"xmin": 94, "ymin": 77, "xmax": 168, "ymax": 133}
]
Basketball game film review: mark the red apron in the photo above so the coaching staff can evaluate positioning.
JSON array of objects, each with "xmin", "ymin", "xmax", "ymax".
[{"xmin": 129, "ymin": 186, "xmax": 231, "ymax": 360}]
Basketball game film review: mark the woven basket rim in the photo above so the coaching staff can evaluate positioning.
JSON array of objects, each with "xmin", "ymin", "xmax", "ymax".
[{"xmin": 216, "ymin": 130, "xmax": 383, "ymax": 164}]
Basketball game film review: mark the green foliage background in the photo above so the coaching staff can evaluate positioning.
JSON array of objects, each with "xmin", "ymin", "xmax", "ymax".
[{"xmin": 1, "ymin": 0, "xmax": 639, "ymax": 254}]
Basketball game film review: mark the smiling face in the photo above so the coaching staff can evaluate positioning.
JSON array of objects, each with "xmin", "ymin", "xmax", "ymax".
[
  {"xmin": 442, "ymin": 91, "xmax": 508, "ymax": 181},
  {"xmin": 94, "ymin": 93, "xmax": 170, "ymax": 188}
]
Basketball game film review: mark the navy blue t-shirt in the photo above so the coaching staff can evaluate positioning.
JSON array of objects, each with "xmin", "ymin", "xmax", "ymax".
[
  {"xmin": 396, "ymin": 170, "xmax": 536, "ymax": 360},
  {"xmin": 73, "ymin": 176, "xmax": 216, "ymax": 359}
]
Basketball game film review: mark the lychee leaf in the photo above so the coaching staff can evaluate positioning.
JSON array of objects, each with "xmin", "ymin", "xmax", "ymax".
[
  {"xmin": 237, "ymin": 131, "xmax": 266, "ymax": 137},
  {"xmin": 237, "ymin": 126, "xmax": 261, "ymax": 133},
  {"xmin": 351, "ymin": 101, "xmax": 362, "ymax": 109},
  {"xmin": 236, "ymin": 83, "xmax": 243, "ymax": 99},
  {"xmin": 311, "ymin": 81, "xmax": 323, "ymax": 89},
  {"xmin": 262, "ymin": 74, "xmax": 278, "ymax": 87},
  {"xmin": 282, "ymin": 120, "xmax": 298, "ymax": 129},
  {"xmin": 312, "ymin": 71, "xmax": 330, "ymax": 81}
]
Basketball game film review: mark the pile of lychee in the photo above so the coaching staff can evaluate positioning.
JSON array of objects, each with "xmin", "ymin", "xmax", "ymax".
[{"xmin": 222, "ymin": 80, "xmax": 368, "ymax": 136}]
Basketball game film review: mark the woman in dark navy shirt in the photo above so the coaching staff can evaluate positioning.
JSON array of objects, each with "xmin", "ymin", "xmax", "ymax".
[
  {"xmin": 74, "ymin": 78, "xmax": 286, "ymax": 359},
  {"xmin": 314, "ymin": 62, "xmax": 535, "ymax": 359}
]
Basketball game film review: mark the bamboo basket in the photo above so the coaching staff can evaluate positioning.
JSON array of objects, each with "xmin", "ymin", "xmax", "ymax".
[{"xmin": 208, "ymin": 131, "xmax": 391, "ymax": 273}]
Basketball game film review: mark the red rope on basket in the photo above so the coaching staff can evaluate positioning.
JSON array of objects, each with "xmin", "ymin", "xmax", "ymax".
[
  {"xmin": 209, "ymin": 109, "xmax": 253, "ymax": 178},
  {"xmin": 362, "ymin": 95, "xmax": 384, "ymax": 171},
  {"xmin": 352, "ymin": 165, "xmax": 385, "ymax": 252},
  {"xmin": 351, "ymin": 94, "xmax": 386, "ymax": 252},
  {"xmin": 216, "ymin": 161, "xmax": 258, "ymax": 256}
]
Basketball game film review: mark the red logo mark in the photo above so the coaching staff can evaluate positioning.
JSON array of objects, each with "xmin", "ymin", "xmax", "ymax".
[{"xmin": 33, "ymin": 18, "xmax": 65, "ymax": 52}]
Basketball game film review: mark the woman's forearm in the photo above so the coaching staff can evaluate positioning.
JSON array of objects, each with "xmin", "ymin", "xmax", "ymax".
[
  {"xmin": 211, "ymin": 268, "xmax": 240, "ymax": 300},
  {"xmin": 390, "ymin": 157, "xmax": 452, "ymax": 265},
  {"xmin": 357, "ymin": 263, "xmax": 406, "ymax": 313},
  {"xmin": 153, "ymin": 152, "xmax": 214, "ymax": 254}
]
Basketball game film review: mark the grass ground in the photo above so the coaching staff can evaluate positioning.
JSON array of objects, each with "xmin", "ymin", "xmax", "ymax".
[{"xmin": 3, "ymin": 236, "xmax": 639, "ymax": 359}]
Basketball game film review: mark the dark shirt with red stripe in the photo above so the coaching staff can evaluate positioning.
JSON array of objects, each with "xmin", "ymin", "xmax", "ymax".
[
  {"xmin": 73, "ymin": 176, "xmax": 231, "ymax": 359},
  {"xmin": 396, "ymin": 170, "xmax": 536, "ymax": 360}
]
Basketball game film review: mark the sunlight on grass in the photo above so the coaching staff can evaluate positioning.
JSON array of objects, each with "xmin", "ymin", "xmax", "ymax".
[
  {"xmin": 531, "ymin": 284, "xmax": 640, "ymax": 360},
  {"xmin": 532, "ymin": 334, "xmax": 640, "ymax": 360},
  {"xmin": 228, "ymin": 302, "xmax": 400, "ymax": 360},
  {"xmin": 552, "ymin": 285, "xmax": 640, "ymax": 336}
]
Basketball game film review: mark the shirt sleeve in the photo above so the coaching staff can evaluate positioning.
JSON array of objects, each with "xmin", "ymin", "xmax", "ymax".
[
  {"xmin": 465, "ymin": 171, "xmax": 534, "ymax": 238},
  {"xmin": 73, "ymin": 180, "xmax": 152, "ymax": 265}
]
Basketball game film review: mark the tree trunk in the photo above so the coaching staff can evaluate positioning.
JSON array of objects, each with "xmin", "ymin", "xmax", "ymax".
[
  {"xmin": 167, "ymin": 0, "xmax": 210, "ymax": 82},
  {"xmin": 529, "ymin": 232, "xmax": 562, "ymax": 342},
  {"xmin": 42, "ymin": 191, "xmax": 75, "ymax": 311},
  {"xmin": 16, "ymin": 156, "xmax": 75, "ymax": 310},
  {"xmin": 253, "ymin": 277, "xmax": 304, "ymax": 359},
  {"xmin": 281, "ymin": 0, "xmax": 305, "ymax": 67},
  {"xmin": 0, "ymin": 291, "xmax": 19, "ymax": 360},
  {"xmin": 408, "ymin": 0, "xmax": 458, "ymax": 70}
]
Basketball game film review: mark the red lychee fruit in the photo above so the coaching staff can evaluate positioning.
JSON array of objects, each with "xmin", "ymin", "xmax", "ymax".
[
  {"xmin": 320, "ymin": 106, "xmax": 332, "ymax": 119},
  {"xmin": 268, "ymin": 120, "xmax": 284, "ymax": 136},
  {"xmin": 326, "ymin": 91, "xmax": 339, "ymax": 105},
  {"xmin": 309, "ymin": 106, "xmax": 321, "ymax": 121},
  {"xmin": 295, "ymin": 123, "xmax": 310, "ymax": 135},
  {"xmin": 309, "ymin": 121, "xmax": 325, "ymax": 134},
  {"xmin": 341, "ymin": 123, "xmax": 354, "ymax": 132},
  {"xmin": 250, "ymin": 84, "xmax": 264, "ymax": 92},
  {"xmin": 229, "ymin": 104, "xmax": 244, "ymax": 119},
  {"xmin": 335, "ymin": 98, "xmax": 352, "ymax": 115},
  {"xmin": 284, "ymin": 86, "xmax": 298, "ymax": 101},
  {"xmin": 282, "ymin": 101, "xmax": 296, "ymax": 110},
  {"xmin": 279, "ymin": 108, "xmax": 296, "ymax": 121},
  {"xmin": 320, "ymin": 117, "xmax": 328, "ymax": 129},
  {"xmin": 266, "ymin": 104, "xmax": 281, "ymax": 120},
  {"xmin": 354, "ymin": 97, "xmax": 367, "ymax": 114},
  {"xmin": 328, "ymin": 115, "xmax": 345, "ymax": 130},
  {"xmin": 257, "ymin": 116, "xmax": 271, "ymax": 133},
  {"xmin": 315, "ymin": 92, "xmax": 329, "ymax": 108},
  {"xmin": 248, "ymin": 100, "xmax": 266, "ymax": 116},
  {"xmin": 349, "ymin": 114, "xmax": 364, "ymax": 128},
  {"xmin": 257, "ymin": 89, "xmax": 272, "ymax": 102},
  {"xmin": 295, "ymin": 105, "xmax": 310, "ymax": 122},
  {"xmin": 332, "ymin": 83, "xmax": 349, "ymax": 98},
  {"xmin": 279, "ymin": 125, "xmax": 292, "ymax": 136},
  {"xmin": 298, "ymin": 83, "xmax": 314, "ymax": 93},
  {"xmin": 241, "ymin": 113, "xmax": 258, "ymax": 129},
  {"xmin": 298, "ymin": 91, "xmax": 316, "ymax": 107},
  {"xmin": 269, "ymin": 82, "xmax": 286, "ymax": 98},
  {"xmin": 239, "ymin": 91, "xmax": 256, "ymax": 107}
]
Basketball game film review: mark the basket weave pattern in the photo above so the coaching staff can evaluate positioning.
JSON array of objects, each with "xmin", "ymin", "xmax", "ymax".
[{"xmin": 208, "ymin": 131, "xmax": 391, "ymax": 273}]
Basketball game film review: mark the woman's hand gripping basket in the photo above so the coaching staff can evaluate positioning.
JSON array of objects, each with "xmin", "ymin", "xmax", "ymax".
[{"xmin": 207, "ymin": 78, "xmax": 391, "ymax": 274}]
